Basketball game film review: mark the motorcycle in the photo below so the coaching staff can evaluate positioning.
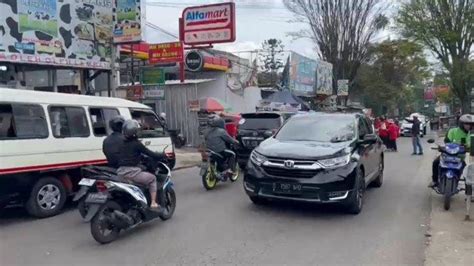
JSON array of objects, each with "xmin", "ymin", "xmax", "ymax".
[
  {"xmin": 429, "ymin": 139, "xmax": 466, "ymax": 210},
  {"xmin": 200, "ymin": 148, "xmax": 240, "ymax": 190},
  {"xmin": 75, "ymin": 156, "xmax": 176, "ymax": 244}
]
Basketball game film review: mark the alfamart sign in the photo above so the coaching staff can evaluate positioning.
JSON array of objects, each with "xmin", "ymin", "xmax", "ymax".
[{"xmin": 181, "ymin": 2, "xmax": 235, "ymax": 45}]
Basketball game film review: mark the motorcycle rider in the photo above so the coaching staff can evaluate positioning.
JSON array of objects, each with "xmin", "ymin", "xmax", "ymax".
[
  {"xmin": 102, "ymin": 116, "xmax": 125, "ymax": 168},
  {"xmin": 430, "ymin": 114, "xmax": 474, "ymax": 187},
  {"xmin": 205, "ymin": 115, "xmax": 239, "ymax": 180},
  {"xmin": 117, "ymin": 120, "xmax": 166, "ymax": 210}
]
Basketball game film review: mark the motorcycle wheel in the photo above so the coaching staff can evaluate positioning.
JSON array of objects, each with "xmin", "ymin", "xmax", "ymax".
[
  {"xmin": 202, "ymin": 167, "xmax": 217, "ymax": 190},
  {"xmin": 443, "ymin": 179, "xmax": 453, "ymax": 211},
  {"xmin": 159, "ymin": 187, "xmax": 176, "ymax": 221},
  {"xmin": 90, "ymin": 200, "xmax": 122, "ymax": 244},
  {"xmin": 78, "ymin": 199, "xmax": 88, "ymax": 219},
  {"xmin": 230, "ymin": 164, "xmax": 240, "ymax": 182}
]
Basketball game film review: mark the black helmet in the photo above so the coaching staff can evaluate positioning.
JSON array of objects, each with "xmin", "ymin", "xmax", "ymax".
[
  {"xmin": 122, "ymin": 119, "xmax": 141, "ymax": 139},
  {"xmin": 209, "ymin": 115, "xmax": 225, "ymax": 129},
  {"xmin": 109, "ymin": 116, "xmax": 125, "ymax": 133}
]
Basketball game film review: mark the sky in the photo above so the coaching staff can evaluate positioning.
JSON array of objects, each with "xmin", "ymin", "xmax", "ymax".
[{"xmin": 144, "ymin": 0, "xmax": 395, "ymax": 60}]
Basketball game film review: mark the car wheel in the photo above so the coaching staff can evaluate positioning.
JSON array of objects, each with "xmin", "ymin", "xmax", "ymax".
[
  {"xmin": 249, "ymin": 196, "xmax": 267, "ymax": 205},
  {"xmin": 371, "ymin": 158, "xmax": 384, "ymax": 188},
  {"xmin": 26, "ymin": 177, "xmax": 67, "ymax": 218},
  {"xmin": 345, "ymin": 168, "xmax": 365, "ymax": 215}
]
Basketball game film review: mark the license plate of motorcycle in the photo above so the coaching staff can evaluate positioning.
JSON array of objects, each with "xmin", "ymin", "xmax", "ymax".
[
  {"xmin": 78, "ymin": 178, "xmax": 95, "ymax": 186},
  {"xmin": 273, "ymin": 183, "xmax": 302, "ymax": 195},
  {"xmin": 85, "ymin": 193, "xmax": 107, "ymax": 204}
]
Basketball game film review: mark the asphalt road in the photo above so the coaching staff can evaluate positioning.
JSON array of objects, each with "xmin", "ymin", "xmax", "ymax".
[{"xmin": 0, "ymin": 138, "xmax": 433, "ymax": 266}]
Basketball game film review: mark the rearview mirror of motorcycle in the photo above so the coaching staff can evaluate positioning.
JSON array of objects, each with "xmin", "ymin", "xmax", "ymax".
[{"xmin": 427, "ymin": 139, "xmax": 435, "ymax": 144}]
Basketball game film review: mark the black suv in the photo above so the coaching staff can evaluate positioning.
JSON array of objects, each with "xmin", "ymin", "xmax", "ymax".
[
  {"xmin": 236, "ymin": 112, "xmax": 284, "ymax": 168},
  {"xmin": 243, "ymin": 113, "xmax": 384, "ymax": 214}
]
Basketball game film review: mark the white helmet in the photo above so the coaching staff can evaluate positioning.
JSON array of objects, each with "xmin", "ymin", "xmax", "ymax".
[{"xmin": 459, "ymin": 114, "xmax": 474, "ymax": 124}]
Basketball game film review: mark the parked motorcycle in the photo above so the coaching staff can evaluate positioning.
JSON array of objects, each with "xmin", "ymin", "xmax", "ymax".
[
  {"xmin": 75, "ymin": 156, "xmax": 176, "ymax": 244},
  {"xmin": 429, "ymin": 139, "xmax": 466, "ymax": 210},
  {"xmin": 200, "ymin": 148, "xmax": 240, "ymax": 190}
]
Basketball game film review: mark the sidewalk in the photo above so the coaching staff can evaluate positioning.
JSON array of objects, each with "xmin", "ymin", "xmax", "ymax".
[
  {"xmin": 424, "ymin": 137, "xmax": 474, "ymax": 265},
  {"xmin": 174, "ymin": 147, "xmax": 202, "ymax": 170}
]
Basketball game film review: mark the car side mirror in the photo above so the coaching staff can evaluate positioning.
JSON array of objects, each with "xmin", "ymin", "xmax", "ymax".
[
  {"xmin": 427, "ymin": 139, "xmax": 435, "ymax": 144},
  {"xmin": 361, "ymin": 134, "xmax": 377, "ymax": 144},
  {"xmin": 263, "ymin": 130, "xmax": 273, "ymax": 138}
]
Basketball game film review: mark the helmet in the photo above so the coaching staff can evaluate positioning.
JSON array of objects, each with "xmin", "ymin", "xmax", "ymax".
[
  {"xmin": 209, "ymin": 115, "xmax": 225, "ymax": 129},
  {"xmin": 459, "ymin": 114, "xmax": 474, "ymax": 124},
  {"xmin": 122, "ymin": 119, "xmax": 141, "ymax": 139},
  {"xmin": 109, "ymin": 116, "xmax": 125, "ymax": 133}
]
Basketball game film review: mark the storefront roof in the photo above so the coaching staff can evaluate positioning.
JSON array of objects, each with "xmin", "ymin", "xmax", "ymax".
[{"xmin": 164, "ymin": 79, "xmax": 215, "ymax": 85}]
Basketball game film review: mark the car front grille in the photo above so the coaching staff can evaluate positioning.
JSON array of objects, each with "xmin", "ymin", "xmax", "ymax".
[{"xmin": 262, "ymin": 166, "xmax": 319, "ymax": 178}]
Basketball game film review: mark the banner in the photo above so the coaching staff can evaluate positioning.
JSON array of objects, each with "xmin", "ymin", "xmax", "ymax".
[
  {"xmin": 113, "ymin": 0, "xmax": 144, "ymax": 43},
  {"xmin": 289, "ymin": 51, "xmax": 333, "ymax": 96},
  {"xmin": 140, "ymin": 67, "xmax": 165, "ymax": 85},
  {"xmin": 148, "ymin": 42, "xmax": 184, "ymax": 64},
  {"xmin": 0, "ymin": 0, "xmax": 113, "ymax": 69},
  {"xmin": 316, "ymin": 60, "xmax": 333, "ymax": 95},
  {"xmin": 337, "ymin": 79, "xmax": 349, "ymax": 96},
  {"xmin": 143, "ymin": 85, "xmax": 164, "ymax": 100}
]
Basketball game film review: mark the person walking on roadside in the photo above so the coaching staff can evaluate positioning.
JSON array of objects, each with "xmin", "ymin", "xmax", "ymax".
[
  {"xmin": 387, "ymin": 119, "xmax": 400, "ymax": 152},
  {"xmin": 378, "ymin": 116, "xmax": 389, "ymax": 148},
  {"xmin": 411, "ymin": 115, "xmax": 423, "ymax": 155}
]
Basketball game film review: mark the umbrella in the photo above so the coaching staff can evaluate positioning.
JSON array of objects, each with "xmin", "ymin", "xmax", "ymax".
[{"xmin": 199, "ymin": 97, "xmax": 233, "ymax": 112}]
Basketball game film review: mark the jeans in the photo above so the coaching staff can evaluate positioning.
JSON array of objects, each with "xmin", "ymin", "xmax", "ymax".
[{"xmin": 412, "ymin": 135, "xmax": 423, "ymax": 154}]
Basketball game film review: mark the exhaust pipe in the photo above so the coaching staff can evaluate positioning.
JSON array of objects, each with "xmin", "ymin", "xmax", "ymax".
[{"xmin": 112, "ymin": 210, "xmax": 134, "ymax": 228}]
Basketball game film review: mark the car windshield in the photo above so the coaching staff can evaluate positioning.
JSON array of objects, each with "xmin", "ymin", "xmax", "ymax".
[
  {"xmin": 275, "ymin": 115, "xmax": 355, "ymax": 142},
  {"xmin": 239, "ymin": 114, "xmax": 281, "ymax": 130}
]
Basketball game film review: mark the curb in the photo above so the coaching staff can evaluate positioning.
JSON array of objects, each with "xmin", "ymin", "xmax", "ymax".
[{"xmin": 172, "ymin": 163, "xmax": 200, "ymax": 171}]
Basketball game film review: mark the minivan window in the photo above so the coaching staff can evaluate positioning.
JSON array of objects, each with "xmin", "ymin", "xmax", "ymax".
[
  {"xmin": 239, "ymin": 113, "xmax": 282, "ymax": 130},
  {"xmin": 275, "ymin": 115, "xmax": 355, "ymax": 143},
  {"xmin": 130, "ymin": 109, "xmax": 166, "ymax": 138},
  {"xmin": 49, "ymin": 106, "xmax": 90, "ymax": 138},
  {"xmin": 90, "ymin": 108, "xmax": 120, "ymax": 136},
  {"xmin": 0, "ymin": 103, "xmax": 48, "ymax": 139}
]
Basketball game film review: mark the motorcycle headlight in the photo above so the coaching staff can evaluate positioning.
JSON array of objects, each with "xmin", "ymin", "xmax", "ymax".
[
  {"xmin": 318, "ymin": 154, "xmax": 351, "ymax": 169},
  {"xmin": 250, "ymin": 150, "xmax": 267, "ymax": 166}
]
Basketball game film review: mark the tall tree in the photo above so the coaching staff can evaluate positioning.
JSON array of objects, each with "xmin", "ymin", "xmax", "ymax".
[
  {"xmin": 355, "ymin": 40, "xmax": 430, "ymax": 116},
  {"xmin": 259, "ymin": 39, "xmax": 285, "ymax": 88},
  {"xmin": 397, "ymin": 0, "xmax": 474, "ymax": 113},
  {"xmin": 284, "ymin": 0, "xmax": 388, "ymax": 94}
]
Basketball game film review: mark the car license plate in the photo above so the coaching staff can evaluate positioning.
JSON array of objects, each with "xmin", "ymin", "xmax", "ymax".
[
  {"xmin": 78, "ymin": 178, "xmax": 95, "ymax": 186},
  {"xmin": 85, "ymin": 193, "xmax": 107, "ymax": 204},
  {"xmin": 273, "ymin": 183, "xmax": 302, "ymax": 195}
]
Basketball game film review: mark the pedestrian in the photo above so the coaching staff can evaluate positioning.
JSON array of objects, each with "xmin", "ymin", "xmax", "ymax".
[
  {"xmin": 387, "ymin": 119, "xmax": 400, "ymax": 152},
  {"xmin": 378, "ymin": 116, "xmax": 389, "ymax": 148},
  {"xmin": 411, "ymin": 115, "xmax": 423, "ymax": 155}
]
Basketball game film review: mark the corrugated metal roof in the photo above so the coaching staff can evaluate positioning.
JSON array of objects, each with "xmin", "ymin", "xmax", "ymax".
[{"xmin": 164, "ymin": 79, "xmax": 215, "ymax": 85}]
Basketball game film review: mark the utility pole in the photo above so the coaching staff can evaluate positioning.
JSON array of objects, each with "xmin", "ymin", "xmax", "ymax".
[{"xmin": 109, "ymin": 38, "xmax": 118, "ymax": 97}]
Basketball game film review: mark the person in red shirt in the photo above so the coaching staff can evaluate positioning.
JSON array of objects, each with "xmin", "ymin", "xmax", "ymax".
[
  {"xmin": 387, "ymin": 119, "xmax": 400, "ymax": 152},
  {"xmin": 378, "ymin": 116, "xmax": 389, "ymax": 148}
]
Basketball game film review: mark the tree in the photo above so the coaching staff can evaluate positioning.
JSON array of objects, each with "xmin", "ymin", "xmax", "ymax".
[
  {"xmin": 355, "ymin": 40, "xmax": 430, "ymax": 116},
  {"xmin": 284, "ymin": 0, "xmax": 388, "ymax": 94},
  {"xmin": 259, "ymin": 39, "xmax": 285, "ymax": 88},
  {"xmin": 397, "ymin": 0, "xmax": 474, "ymax": 113}
]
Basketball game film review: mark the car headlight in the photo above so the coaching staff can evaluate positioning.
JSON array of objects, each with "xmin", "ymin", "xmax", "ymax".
[
  {"xmin": 318, "ymin": 154, "xmax": 351, "ymax": 169},
  {"xmin": 250, "ymin": 150, "xmax": 267, "ymax": 166}
]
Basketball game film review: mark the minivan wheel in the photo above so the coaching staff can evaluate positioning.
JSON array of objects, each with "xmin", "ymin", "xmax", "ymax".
[
  {"xmin": 371, "ymin": 159, "xmax": 384, "ymax": 188},
  {"xmin": 26, "ymin": 177, "xmax": 67, "ymax": 218},
  {"xmin": 345, "ymin": 169, "xmax": 365, "ymax": 215}
]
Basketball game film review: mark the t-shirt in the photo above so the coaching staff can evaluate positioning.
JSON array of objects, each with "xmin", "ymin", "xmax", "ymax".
[{"xmin": 446, "ymin": 127, "xmax": 471, "ymax": 149}]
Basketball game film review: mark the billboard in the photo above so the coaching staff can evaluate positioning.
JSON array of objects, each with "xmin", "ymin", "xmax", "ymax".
[
  {"xmin": 181, "ymin": 2, "xmax": 236, "ymax": 45},
  {"xmin": 148, "ymin": 42, "xmax": 184, "ymax": 64},
  {"xmin": 0, "ymin": 0, "xmax": 113, "ymax": 69},
  {"xmin": 289, "ymin": 52, "xmax": 333, "ymax": 96},
  {"xmin": 113, "ymin": 0, "xmax": 144, "ymax": 43}
]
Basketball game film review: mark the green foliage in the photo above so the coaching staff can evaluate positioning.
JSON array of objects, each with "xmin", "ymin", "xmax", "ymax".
[
  {"xmin": 259, "ymin": 39, "xmax": 285, "ymax": 88},
  {"xmin": 397, "ymin": 0, "xmax": 474, "ymax": 112},
  {"xmin": 356, "ymin": 40, "xmax": 430, "ymax": 116}
]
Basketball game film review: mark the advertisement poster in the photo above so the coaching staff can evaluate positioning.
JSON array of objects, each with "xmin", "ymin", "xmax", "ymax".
[
  {"xmin": 337, "ymin": 79, "xmax": 349, "ymax": 96},
  {"xmin": 0, "ymin": 0, "xmax": 113, "ymax": 69},
  {"xmin": 143, "ymin": 85, "xmax": 164, "ymax": 100},
  {"xmin": 113, "ymin": 0, "xmax": 143, "ymax": 43},
  {"xmin": 140, "ymin": 67, "xmax": 165, "ymax": 85},
  {"xmin": 148, "ymin": 42, "xmax": 184, "ymax": 64},
  {"xmin": 289, "ymin": 51, "xmax": 333, "ymax": 96}
]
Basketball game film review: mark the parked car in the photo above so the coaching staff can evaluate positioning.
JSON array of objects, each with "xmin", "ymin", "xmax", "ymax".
[
  {"xmin": 243, "ymin": 112, "xmax": 384, "ymax": 214},
  {"xmin": 0, "ymin": 88, "xmax": 174, "ymax": 218},
  {"xmin": 236, "ymin": 112, "xmax": 285, "ymax": 168},
  {"xmin": 400, "ymin": 113, "xmax": 428, "ymax": 137}
]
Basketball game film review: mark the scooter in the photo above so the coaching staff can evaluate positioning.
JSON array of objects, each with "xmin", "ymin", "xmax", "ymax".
[
  {"xmin": 200, "ymin": 148, "xmax": 240, "ymax": 190},
  {"xmin": 76, "ymin": 157, "xmax": 176, "ymax": 244},
  {"xmin": 429, "ymin": 139, "xmax": 465, "ymax": 210}
]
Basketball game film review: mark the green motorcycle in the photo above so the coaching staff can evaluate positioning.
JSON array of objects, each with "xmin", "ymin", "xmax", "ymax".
[{"xmin": 200, "ymin": 150, "xmax": 240, "ymax": 190}]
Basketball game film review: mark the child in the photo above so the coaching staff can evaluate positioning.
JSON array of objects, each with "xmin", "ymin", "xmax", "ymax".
[{"xmin": 387, "ymin": 119, "xmax": 400, "ymax": 152}]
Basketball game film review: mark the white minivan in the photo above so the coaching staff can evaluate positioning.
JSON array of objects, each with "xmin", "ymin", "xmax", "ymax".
[{"xmin": 0, "ymin": 88, "xmax": 174, "ymax": 218}]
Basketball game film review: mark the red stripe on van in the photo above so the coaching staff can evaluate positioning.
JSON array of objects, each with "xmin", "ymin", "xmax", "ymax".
[{"xmin": 0, "ymin": 159, "xmax": 108, "ymax": 175}]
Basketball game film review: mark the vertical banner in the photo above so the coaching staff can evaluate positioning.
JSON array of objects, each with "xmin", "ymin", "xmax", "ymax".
[
  {"xmin": 337, "ymin": 79, "xmax": 349, "ymax": 96},
  {"xmin": 113, "ymin": 0, "xmax": 144, "ymax": 43}
]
